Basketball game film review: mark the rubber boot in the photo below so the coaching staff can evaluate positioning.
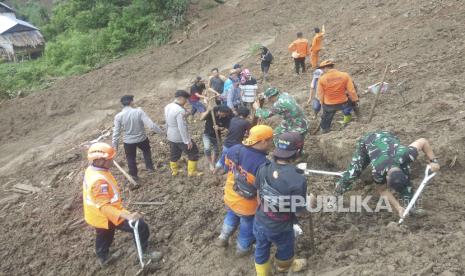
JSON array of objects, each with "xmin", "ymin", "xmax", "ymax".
[
  {"xmin": 169, "ymin": 161, "xmax": 179, "ymax": 176},
  {"xmin": 187, "ymin": 160, "xmax": 203, "ymax": 177},
  {"xmin": 343, "ymin": 114, "xmax": 352, "ymax": 126},
  {"xmin": 275, "ymin": 257, "xmax": 307, "ymax": 273},
  {"xmin": 235, "ymin": 246, "xmax": 252, "ymax": 257},
  {"xmin": 255, "ymin": 260, "xmax": 272, "ymax": 276}
]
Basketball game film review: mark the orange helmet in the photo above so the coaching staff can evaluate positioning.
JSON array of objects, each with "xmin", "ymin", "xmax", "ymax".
[{"xmin": 87, "ymin": 142, "xmax": 116, "ymax": 161}]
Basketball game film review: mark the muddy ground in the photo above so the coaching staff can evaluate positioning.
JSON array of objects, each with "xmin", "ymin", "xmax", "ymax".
[{"xmin": 1, "ymin": 0, "xmax": 465, "ymax": 275}]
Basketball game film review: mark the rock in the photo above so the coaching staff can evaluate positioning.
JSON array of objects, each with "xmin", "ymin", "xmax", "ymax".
[{"xmin": 387, "ymin": 265, "xmax": 395, "ymax": 272}]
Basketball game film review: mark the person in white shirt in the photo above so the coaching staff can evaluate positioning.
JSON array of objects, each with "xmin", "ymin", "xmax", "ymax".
[{"xmin": 112, "ymin": 95, "xmax": 164, "ymax": 180}]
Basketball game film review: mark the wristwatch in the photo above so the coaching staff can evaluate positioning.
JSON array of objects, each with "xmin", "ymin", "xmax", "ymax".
[{"xmin": 430, "ymin": 158, "xmax": 439, "ymax": 163}]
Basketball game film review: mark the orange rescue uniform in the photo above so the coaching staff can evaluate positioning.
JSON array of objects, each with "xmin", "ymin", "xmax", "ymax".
[
  {"xmin": 311, "ymin": 32, "xmax": 324, "ymax": 68},
  {"xmin": 223, "ymin": 158, "xmax": 259, "ymax": 216},
  {"xmin": 288, "ymin": 38, "xmax": 310, "ymax": 58},
  {"xmin": 83, "ymin": 166, "xmax": 128, "ymax": 229},
  {"xmin": 317, "ymin": 69, "xmax": 359, "ymax": 105}
]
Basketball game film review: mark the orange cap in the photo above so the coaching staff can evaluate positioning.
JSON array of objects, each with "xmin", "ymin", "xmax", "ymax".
[
  {"xmin": 243, "ymin": 125, "xmax": 273, "ymax": 146},
  {"xmin": 87, "ymin": 142, "xmax": 116, "ymax": 161}
]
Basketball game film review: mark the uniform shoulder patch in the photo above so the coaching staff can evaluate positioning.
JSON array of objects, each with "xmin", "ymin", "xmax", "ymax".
[{"xmin": 100, "ymin": 184, "xmax": 109, "ymax": 194}]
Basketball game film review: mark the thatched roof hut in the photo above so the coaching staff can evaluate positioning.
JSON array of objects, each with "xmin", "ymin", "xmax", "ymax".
[{"xmin": 0, "ymin": 4, "xmax": 45, "ymax": 62}]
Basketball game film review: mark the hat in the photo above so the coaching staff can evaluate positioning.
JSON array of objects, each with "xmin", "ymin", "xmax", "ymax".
[
  {"xmin": 243, "ymin": 125, "xmax": 273, "ymax": 146},
  {"xmin": 233, "ymin": 64, "xmax": 242, "ymax": 69},
  {"xmin": 120, "ymin": 95, "xmax": 134, "ymax": 106},
  {"xmin": 387, "ymin": 169, "xmax": 409, "ymax": 193},
  {"xmin": 273, "ymin": 132, "xmax": 304, "ymax": 159},
  {"xmin": 318, "ymin": 60, "xmax": 335, "ymax": 69},
  {"xmin": 174, "ymin": 90, "xmax": 190, "ymax": 98},
  {"xmin": 264, "ymin": 87, "xmax": 280, "ymax": 98}
]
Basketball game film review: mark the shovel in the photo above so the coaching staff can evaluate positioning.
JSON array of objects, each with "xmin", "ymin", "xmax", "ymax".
[
  {"xmin": 297, "ymin": 163, "xmax": 343, "ymax": 177},
  {"xmin": 398, "ymin": 165, "xmax": 436, "ymax": 224},
  {"xmin": 129, "ymin": 219, "xmax": 152, "ymax": 275}
]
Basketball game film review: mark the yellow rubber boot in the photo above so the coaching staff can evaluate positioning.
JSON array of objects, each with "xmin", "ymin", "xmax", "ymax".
[
  {"xmin": 169, "ymin": 161, "xmax": 179, "ymax": 176},
  {"xmin": 187, "ymin": 160, "xmax": 203, "ymax": 177},
  {"xmin": 275, "ymin": 257, "xmax": 307, "ymax": 273},
  {"xmin": 343, "ymin": 114, "xmax": 352, "ymax": 125},
  {"xmin": 255, "ymin": 260, "xmax": 272, "ymax": 276}
]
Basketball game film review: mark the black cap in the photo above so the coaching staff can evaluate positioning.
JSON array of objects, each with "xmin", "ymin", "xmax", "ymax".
[
  {"xmin": 120, "ymin": 95, "xmax": 134, "ymax": 106},
  {"xmin": 233, "ymin": 64, "xmax": 242, "ymax": 69},
  {"xmin": 388, "ymin": 170, "xmax": 409, "ymax": 193},
  {"xmin": 174, "ymin": 90, "xmax": 190, "ymax": 98},
  {"xmin": 273, "ymin": 132, "xmax": 304, "ymax": 159}
]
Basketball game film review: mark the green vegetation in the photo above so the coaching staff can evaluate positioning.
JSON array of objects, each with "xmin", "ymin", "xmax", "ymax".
[
  {"xmin": 247, "ymin": 43, "xmax": 262, "ymax": 56},
  {"xmin": 1, "ymin": 0, "xmax": 189, "ymax": 98}
]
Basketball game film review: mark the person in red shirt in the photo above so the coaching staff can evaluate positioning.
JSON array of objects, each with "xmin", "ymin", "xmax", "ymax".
[{"xmin": 189, "ymin": 77, "xmax": 208, "ymax": 116}]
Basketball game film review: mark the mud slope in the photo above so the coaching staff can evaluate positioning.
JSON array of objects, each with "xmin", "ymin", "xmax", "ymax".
[{"xmin": 1, "ymin": 0, "xmax": 465, "ymax": 275}]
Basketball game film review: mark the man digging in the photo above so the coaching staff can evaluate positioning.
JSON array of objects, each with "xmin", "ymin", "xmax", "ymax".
[{"xmin": 335, "ymin": 130, "xmax": 440, "ymax": 218}]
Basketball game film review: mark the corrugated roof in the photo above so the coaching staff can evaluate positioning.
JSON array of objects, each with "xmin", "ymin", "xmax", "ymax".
[{"xmin": 0, "ymin": 15, "xmax": 38, "ymax": 34}]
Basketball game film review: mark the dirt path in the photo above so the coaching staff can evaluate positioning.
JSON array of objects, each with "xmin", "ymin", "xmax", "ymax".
[{"xmin": 1, "ymin": 0, "xmax": 465, "ymax": 275}]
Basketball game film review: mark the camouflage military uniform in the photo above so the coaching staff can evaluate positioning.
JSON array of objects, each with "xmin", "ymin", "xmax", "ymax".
[
  {"xmin": 255, "ymin": 92, "xmax": 309, "ymax": 138},
  {"xmin": 335, "ymin": 131, "xmax": 418, "ymax": 201}
]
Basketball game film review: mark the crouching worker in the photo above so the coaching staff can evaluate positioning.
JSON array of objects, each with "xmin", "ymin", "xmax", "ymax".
[
  {"xmin": 253, "ymin": 132, "xmax": 308, "ymax": 275},
  {"xmin": 83, "ymin": 143, "xmax": 162, "ymax": 267},
  {"xmin": 216, "ymin": 125, "xmax": 274, "ymax": 256},
  {"xmin": 335, "ymin": 130, "xmax": 440, "ymax": 218}
]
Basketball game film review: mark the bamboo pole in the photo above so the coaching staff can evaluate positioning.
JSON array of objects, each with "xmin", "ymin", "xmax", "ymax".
[{"xmin": 367, "ymin": 64, "xmax": 389, "ymax": 123}]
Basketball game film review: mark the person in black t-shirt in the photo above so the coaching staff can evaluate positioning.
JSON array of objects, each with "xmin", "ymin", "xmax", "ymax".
[
  {"xmin": 200, "ymin": 105, "xmax": 232, "ymax": 172},
  {"xmin": 260, "ymin": 46, "xmax": 273, "ymax": 81},
  {"xmin": 214, "ymin": 106, "xmax": 251, "ymax": 174},
  {"xmin": 253, "ymin": 132, "xmax": 308, "ymax": 275},
  {"xmin": 209, "ymin": 68, "xmax": 226, "ymax": 105}
]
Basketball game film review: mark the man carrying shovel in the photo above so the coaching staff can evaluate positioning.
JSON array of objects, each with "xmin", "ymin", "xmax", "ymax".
[
  {"xmin": 200, "ymin": 105, "xmax": 232, "ymax": 172},
  {"xmin": 83, "ymin": 142, "xmax": 162, "ymax": 268},
  {"xmin": 334, "ymin": 130, "xmax": 440, "ymax": 218},
  {"xmin": 112, "ymin": 95, "xmax": 164, "ymax": 181}
]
